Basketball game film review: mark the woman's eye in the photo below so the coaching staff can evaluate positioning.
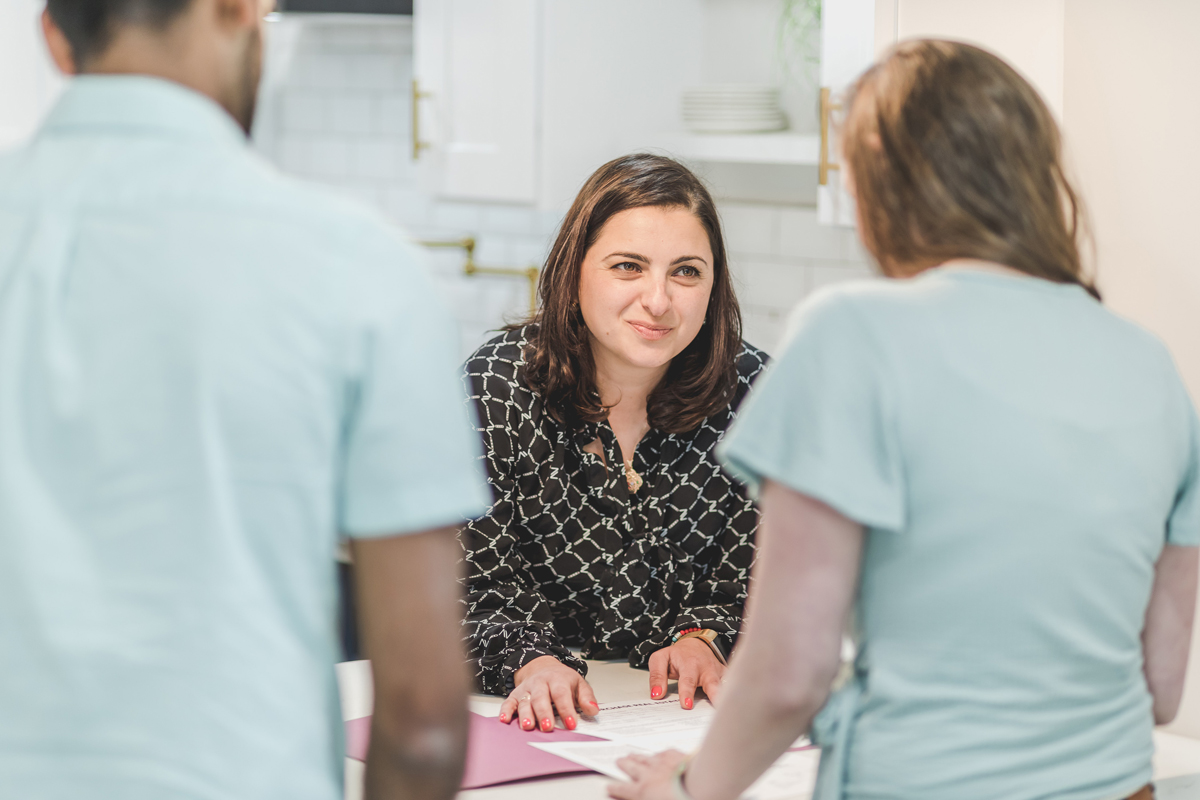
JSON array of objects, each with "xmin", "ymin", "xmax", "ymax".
[
  {"xmin": 675, "ymin": 265, "xmax": 701, "ymax": 278},
  {"xmin": 613, "ymin": 262, "xmax": 642, "ymax": 273}
]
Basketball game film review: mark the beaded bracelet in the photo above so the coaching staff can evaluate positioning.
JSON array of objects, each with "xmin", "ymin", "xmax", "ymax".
[{"xmin": 671, "ymin": 627, "xmax": 702, "ymax": 644}]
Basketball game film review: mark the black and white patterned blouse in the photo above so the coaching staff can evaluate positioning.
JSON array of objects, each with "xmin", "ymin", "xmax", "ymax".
[{"xmin": 461, "ymin": 324, "xmax": 769, "ymax": 695}]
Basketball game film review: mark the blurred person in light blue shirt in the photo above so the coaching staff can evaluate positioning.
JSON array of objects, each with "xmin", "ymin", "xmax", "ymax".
[
  {"xmin": 611, "ymin": 41, "xmax": 1200, "ymax": 800},
  {"xmin": 0, "ymin": 1, "xmax": 491, "ymax": 799}
]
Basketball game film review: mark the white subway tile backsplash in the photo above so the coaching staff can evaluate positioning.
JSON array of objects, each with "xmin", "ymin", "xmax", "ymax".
[
  {"xmin": 720, "ymin": 204, "xmax": 777, "ymax": 257},
  {"xmin": 300, "ymin": 54, "xmax": 349, "ymax": 90},
  {"xmin": 778, "ymin": 207, "xmax": 844, "ymax": 261},
  {"xmin": 383, "ymin": 187, "xmax": 429, "ymax": 227},
  {"xmin": 349, "ymin": 53, "xmax": 404, "ymax": 92},
  {"xmin": 275, "ymin": 136, "xmax": 311, "ymax": 176},
  {"xmin": 508, "ymin": 236, "xmax": 550, "ymax": 268},
  {"xmin": 333, "ymin": 182, "xmax": 384, "ymax": 209},
  {"xmin": 741, "ymin": 305, "xmax": 788, "ymax": 354},
  {"xmin": 351, "ymin": 138, "xmax": 403, "ymax": 182},
  {"xmin": 422, "ymin": 246, "xmax": 470, "ymax": 278},
  {"xmin": 375, "ymin": 96, "xmax": 408, "ymax": 136},
  {"xmin": 808, "ymin": 262, "xmax": 878, "ymax": 294},
  {"xmin": 280, "ymin": 90, "xmax": 326, "ymax": 133},
  {"xmin": 430, "ymin": 202, "xmax": 484, "ymax": 233},
  {"xmin": 311, "ymin": 23, "xmax": 394, "ymax": 51},
  {"xmin": 330, "ymin": 93, "xmax": 374, "ymax": 136},
  {"xmin": 844, "ymin": 233, "xmax": 875, "ymax": 269},
  {"xmin": 534, "ymin": 210, "xmax": 563, "ymax": 239},
  {"xmin": 730, "ymin": 260, "xmax": 808, "ymax": 311},
  {"xmin": 472, "ymin": 236, "xmax": 511, "ymax": 267},
  {"xmin": 479, "ymin": 204, "xmax": 535, "ymax": 236},
  {"xmin": 307, "ymin": 137, "xmax": 351, "ymax": 179}
]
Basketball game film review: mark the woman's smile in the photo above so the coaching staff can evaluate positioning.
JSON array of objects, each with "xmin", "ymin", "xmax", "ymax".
[{"xmin": 627, "ymin": 320, "xmax": 674, "ymax": 341}]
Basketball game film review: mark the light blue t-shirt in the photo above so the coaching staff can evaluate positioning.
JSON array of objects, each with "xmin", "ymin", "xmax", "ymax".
[
  {"xmin": 720, "ymin": 266, "xmax": 1200, "ymax": 800},
  {"xmin": 0, "ymin": 76, "xmax": 491, "ymax": 799}
]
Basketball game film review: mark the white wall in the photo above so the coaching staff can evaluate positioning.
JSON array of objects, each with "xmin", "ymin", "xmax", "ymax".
[
  {"xmin": 1060, "ymin": 0, "xmax": 1200, "ymax": 739},
  {"xmin": 0, "ymin": 0, "xmax": 65, "ymax": 149},
  {"xmin": 896, "ymin": 0, "xmax": 1065, "ymax": 118}
]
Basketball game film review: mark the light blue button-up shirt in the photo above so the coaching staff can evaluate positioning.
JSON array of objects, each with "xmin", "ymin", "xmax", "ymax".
[{"xmin": 0, "ymin": 76, "xmax": 490, "ymax": 799}]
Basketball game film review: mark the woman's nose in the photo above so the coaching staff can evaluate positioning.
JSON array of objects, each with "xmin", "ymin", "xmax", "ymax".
[{"xmin": 642, "ymin": 279, "xmax": 671, "ymax": 317}]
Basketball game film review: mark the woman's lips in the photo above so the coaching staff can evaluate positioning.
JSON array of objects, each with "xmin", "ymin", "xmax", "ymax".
[{"xmin": 627, "ymin": 321, "xmax": 673, "ymax": 341}]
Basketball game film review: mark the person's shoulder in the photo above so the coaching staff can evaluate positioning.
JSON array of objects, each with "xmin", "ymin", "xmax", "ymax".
[
  {"xmin": 464, "ymin": 326, "xmax": 533, "ymax": 397},
  {"xmin": 734, "ymin": 340, "xmax": 770, "ymax": 384},
  {"xmin": 777, "ymin": 278, "xmax": 900, "ymax": 350}
]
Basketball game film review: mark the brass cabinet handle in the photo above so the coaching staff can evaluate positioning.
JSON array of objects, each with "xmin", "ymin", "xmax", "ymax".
[
  {"xmin": 411, "ymin": 79, "xmax": 432, "ymax": 160},
  {"xmin": 819, "ymin": 87, "xmax": 843, "ymax": 187}
]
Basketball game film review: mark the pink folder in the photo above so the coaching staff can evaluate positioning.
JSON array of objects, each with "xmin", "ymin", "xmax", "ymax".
[{"xmin": 345, "ymin": 711, "xmax": 604, "ymax": 789}]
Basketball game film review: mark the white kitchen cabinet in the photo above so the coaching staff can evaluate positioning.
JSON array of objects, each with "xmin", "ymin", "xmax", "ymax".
[
  {"xmin": 0, "ymin": 0, "xmax": 66, "ymax": 149},
  {"xmin": 413, "ymin": 0, "xmax": 702, "ymax": 209},
  {"xmin": 412, "ymin": 0, "xmax": 1060, "ymax": 219},
  {"xmin": 412, "ymin": 0, "xmax": 538, "ymax": 203},
  {"xmin": 412, "ymin": 0, "xmax": 896, "ymax": 213},
  {"xmin": 815, "ymin": 0, "xmax": 1071, "ymax": 227},
  {"xmin": 817, "ymin": 0, "xmax": 897, "ymax": 226}
]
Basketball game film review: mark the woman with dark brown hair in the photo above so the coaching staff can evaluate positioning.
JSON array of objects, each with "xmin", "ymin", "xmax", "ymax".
[
  {"xmin": 462, "ymin": 153, "xmax": 768, "ymax": 732},
  {"xmin": 612, "ymin": 41, "xmax": 1199, "ymax": 800}
]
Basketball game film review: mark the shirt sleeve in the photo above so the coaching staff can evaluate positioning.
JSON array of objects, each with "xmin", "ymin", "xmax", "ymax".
[
  {"xmin": 1167, "ymin": 387, "xmax": 1200, "ymax": 546},
  {"xmin": 460, "ymin": 361, "xmax": 587, "ymax": 694},
  {"xmin": 718, "ymin": 290, "xmax": 906, "ymax": 532},
  {"xmin": 338, "ymin": 234, "xmax": 492, "ymax": 538}
]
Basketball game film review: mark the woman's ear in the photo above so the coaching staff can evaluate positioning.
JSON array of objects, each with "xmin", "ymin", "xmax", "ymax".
[{"xmin": 42, "ymin": 9, "xmax": 78, "ymax": 75}]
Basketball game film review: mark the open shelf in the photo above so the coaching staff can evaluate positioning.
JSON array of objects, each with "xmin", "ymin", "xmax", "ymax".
[{"xmin": 655, "ymin": 132, "xmax": 820, "ymax": 166}]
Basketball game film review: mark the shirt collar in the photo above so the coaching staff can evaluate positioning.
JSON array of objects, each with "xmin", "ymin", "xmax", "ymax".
[{"xmin": 39, "ymin": 74, "xmax": 247, "ymax": 148}]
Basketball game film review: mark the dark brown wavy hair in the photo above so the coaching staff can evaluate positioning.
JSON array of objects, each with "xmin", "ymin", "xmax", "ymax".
[
  {"xmin": 843, "ymin": 39, "xmax": 1099, "ymax": 299},
  {"xmin": 514, "ymin": 153, "xmax": 743, "ymax": 434}
]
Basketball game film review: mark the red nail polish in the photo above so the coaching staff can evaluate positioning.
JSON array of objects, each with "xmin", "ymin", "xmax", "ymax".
[
  {"xmin": 566, "ymin": 717, "xmax": 576, "ymax": 730},
  {"xmin": 652, "ymin": 685, "xmax": 662, "ymax": 698},
  {"xmin": 684, "ymin": 698, "xmax": 693, "ymax": 710},
  {"xmin": 522, "ymin": 718, "xmax": 531, "ymax": 728},
  {"xmin": 541, "ymin": 718, "xmax": 552, "ymax": 731}
]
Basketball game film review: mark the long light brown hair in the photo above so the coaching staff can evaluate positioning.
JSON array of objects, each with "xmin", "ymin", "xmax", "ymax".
[
  {"xmin": 843, "ymin": 39, "xmax": 1098, "ymax": 299},
  {"xmin": 514, "ymin": 153, "xmax": 743, "ymax": 434}
]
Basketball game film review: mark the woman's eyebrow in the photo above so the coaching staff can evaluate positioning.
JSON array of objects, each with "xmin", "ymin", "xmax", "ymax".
[{"xmin": 606, "ymin": 252, "xmax": 709, "ymax": 266}]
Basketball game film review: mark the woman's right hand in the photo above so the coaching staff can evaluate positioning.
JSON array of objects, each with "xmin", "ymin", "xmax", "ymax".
[{"xmin": 499, "ymin": 655, "xmax": 600, "ymax": 732}]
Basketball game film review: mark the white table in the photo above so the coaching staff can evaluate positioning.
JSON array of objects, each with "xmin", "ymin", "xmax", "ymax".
[
  {"xmin": 338, "ymin": 658, "xmax": 708, "ymax": 800},
  {"xmin": 336, "ymin": 659, "xmax": 1200, "ymax": 800}
]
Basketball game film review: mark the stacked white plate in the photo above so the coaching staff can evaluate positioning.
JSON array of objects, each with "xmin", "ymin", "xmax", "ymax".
[{"xmin": 681, "ymin": 84, "xmax": 788, "ymax": 134}]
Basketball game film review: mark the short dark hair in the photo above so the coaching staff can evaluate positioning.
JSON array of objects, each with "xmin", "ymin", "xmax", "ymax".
[
  {"xmin": 48, "ymin": 0, "xmax": 195, "ymax": 67},
  {"xmin": 843, "ymin": 40, "xmax": 1099, "ymax": 299},
  {"xmin": 515, "ymin": 153, "xmax": 743, "ymax": 435}
]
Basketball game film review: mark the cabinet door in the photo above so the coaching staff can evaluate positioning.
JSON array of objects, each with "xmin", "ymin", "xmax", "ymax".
[
  {"xmin": 817, "ymin": 0, "xmax": 896, "ymax": 226},
  {"xmin": 0, "ymin": 0, "xmax": 65, "ymax": 149},
  {"xmin": 412, "ymin": 0, "xmax": 538, "ymax": 203}
]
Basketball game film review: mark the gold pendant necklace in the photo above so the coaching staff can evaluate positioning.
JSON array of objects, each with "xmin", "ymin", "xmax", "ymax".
[{"xmin": 624, "ymin": 459, "xmax": 643, "ymax": 493}]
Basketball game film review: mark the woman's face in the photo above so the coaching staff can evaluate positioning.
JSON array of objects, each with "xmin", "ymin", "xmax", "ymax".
[{"xmin": 577, "ymin": 205, "xmax": 715, "ymax": 377}]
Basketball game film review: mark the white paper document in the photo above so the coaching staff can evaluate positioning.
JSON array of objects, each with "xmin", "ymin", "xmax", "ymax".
[
  {"xmin": 532, "ymin": 740, "xmax": 820, "ymax": 800},
  {"xmin": 569, "ymin": 698, "xmax": 810, "ymax": 752},
  {"xmin": 571, "ymin": 698, "xmax": 715, "ymax": 750}
]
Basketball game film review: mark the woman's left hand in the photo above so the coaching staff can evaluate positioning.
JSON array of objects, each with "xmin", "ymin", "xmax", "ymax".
[
  {"xmin": 606, "ymin": 750, "xmax": 689, "ymax": 800},
  {"xmin": 647, "ymin": 637, "xmax": 726, "ymax": 708}
]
